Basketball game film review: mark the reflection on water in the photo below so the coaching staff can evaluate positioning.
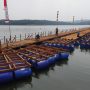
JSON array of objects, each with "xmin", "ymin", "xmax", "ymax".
[
  {"xmin": 56, "ymin": 59, "xmax": 68, "ymax": 66},
  {"xmin": 80, "ymin": 49, "xmax": 90, "ymax": 53},
  {"xmin": 33, "ymin": 59, "xmax": 68, "ymax": 79},
  {"xmin": 0, "ymin": 77, "xmax": 32, "ymax": 90},
  {"xmin": 0, "ymin": 48, "xmax": 90, "ymax": 90},
  {"xmin": 32, "ymin": 68, "xmax": 50, "ymax": 79}
]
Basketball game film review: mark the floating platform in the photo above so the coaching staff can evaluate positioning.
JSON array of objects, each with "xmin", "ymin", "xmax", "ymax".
[
  {"xmin": 77, "ymin": 32, "xmax": 90, "ymax": 49},
  {"xmin": 1, "ymin": 28, "xmax": 90, "ymax": 49},
  {"xmin": 0, "ymin": 28, "xmax": 90, "ymax": 84},
  {"xmin": 0, "ymin": 49, "xmax": 32, "ymax": 83},
  {"xmin": 15, "ymin": 45, "xmax": 69, "ymax": 70}
]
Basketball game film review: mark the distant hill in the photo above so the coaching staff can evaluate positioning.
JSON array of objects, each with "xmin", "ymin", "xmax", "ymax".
[{"xmin": 0, "ymin": 19, "xmax": 90, "ymax": 25}]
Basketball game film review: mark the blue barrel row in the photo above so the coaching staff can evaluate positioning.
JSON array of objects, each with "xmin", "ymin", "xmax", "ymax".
[
  {"xmin": 0, "ymin": 45, "xmax": 69, "ymax": 84},
  {"xmin": 0, "ymin": 52, "xmax": 69, "ymax": 84},
  {"xmin": 80, "ymin": 43, "xmax": 90, "ymax": 49},
  {"xmin": 75, "ymin": 33, "xmax": 90, "ymax": 49},
  {"xmin": 43, "ymin": 42, "xmax": 74, "ymax": 51},
  {"xmin": 17, "ymin": 47, "xmax": 69, "ymax": 70},
  {"xmin": 0, "ymin": 55, "xmax": 69, "ymax": 84},
  {"xmin": 0, "ymin": 68, "xmax": 32, "ymax": 84},
  {"xmin": 0, "ymin": 50, "xmax": 32, "ymax": 84}
]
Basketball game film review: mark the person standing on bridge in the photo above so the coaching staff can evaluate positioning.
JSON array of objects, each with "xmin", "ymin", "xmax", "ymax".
[{"xmin": 56, "ymin": 27, "xmax": 58, "ymax": 36}]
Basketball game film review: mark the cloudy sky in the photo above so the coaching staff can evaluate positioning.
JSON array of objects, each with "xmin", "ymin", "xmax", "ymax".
[{"xmin": 0, "ymin": 0, "xmax": 90, "ymax": 21}]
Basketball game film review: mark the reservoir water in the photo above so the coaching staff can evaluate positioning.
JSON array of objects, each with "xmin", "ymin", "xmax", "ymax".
[{"xmin": 0, "ymin": 25, "xmax": 90, "ymax": 90}]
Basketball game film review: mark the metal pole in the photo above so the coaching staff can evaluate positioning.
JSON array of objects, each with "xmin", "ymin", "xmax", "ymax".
[
  {"xmin": 57, "ymin": 11, "xmax": 59, "ymax": 29},
  {"xmin": 73, "ymin": 16, "xmax": 75, "ymax": 23},
  {"xmin": 0, "ymin": 40, "xmax": 2, "ymax": 53},
  {"xmin": 6, "ymin": 39, "xmax": 9, "ymax": 48},
  {"xmin": 15, "ymin": 35, "xmax": 16, "ymax": 42},
  {"xmin": 4, "ymin": 36, "xmax": 6, "ymax": 44},
  {"xmin": 20, "ymin": 34, "xmax": 21, "ymax": 41},
  {"xmin": 25, "ymin": 33, "xmax": 26, "ymax": 39},
  {"xmin": 9, "ymin": 21, "xmax": 11, "ymax": 42},
  {"xmin": 56, "ymin": 11, "xmax": 59, "ymax": 36}
]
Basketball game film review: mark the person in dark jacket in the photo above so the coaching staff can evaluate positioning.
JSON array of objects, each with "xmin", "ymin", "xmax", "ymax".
[
  {"xmin": 35, "ymin": 34, "xmax": 40, "ymax": 40},
  {"xmin": 77, "ymin": 32, "xmax": 80, "ymax": 37},
  {"xmin": 56, "ymin": 28, "xmax": 58, "ymax": 36}
]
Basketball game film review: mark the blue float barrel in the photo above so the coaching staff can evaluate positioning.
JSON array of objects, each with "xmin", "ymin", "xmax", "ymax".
[
  {"xmin": 74, "ymin": 42, "xmax": 79, "ymax": 46},
  {"xmin": 80, "ymin": 43, "xmax": 85, "ymax": 49},
  {"xmin": 14, "ymin": 68, "xmax": 32, "ymax": 79},
  {"xmin": 0, "ymin": 72, "xmax": 13, "ymax": 83},
  {"xmin": 54, "ymin": 54, "xmax": 61, "ymax": 61},
  {"xmin": 36, "ymin": 60, "xmax": 49, "ymax": 70},
  {"xmin": 48, "ymin": 43, "xmax": 52, "ymax": 46},
  {"xmin": 48, "ymin": 57, "xmax": 56, "ymax": 65},
  {"xmin": 28, "ymin": 59, "xmax": 37, "ymax": 68},
  {"xmin": 60, "ymin": 53, "xmax": 69, "ymax": 59},
  {"xmin": 68, "ymin": 45, "xmax": 74, "ymax": 51}
]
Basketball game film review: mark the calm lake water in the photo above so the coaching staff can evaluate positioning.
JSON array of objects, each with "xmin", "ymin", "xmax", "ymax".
[
  {"xmin": 0, "ymin": 25, "xmax": 90, "ymax": 90},
  {"xmin": 0, "ymin": 48, "xmax": 90, "ymax": 90}
]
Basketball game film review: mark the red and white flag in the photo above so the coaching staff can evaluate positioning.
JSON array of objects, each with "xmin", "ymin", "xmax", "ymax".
[{"xmin": 4, "ymin": 0, "xmax": 9, "ymax": 22}]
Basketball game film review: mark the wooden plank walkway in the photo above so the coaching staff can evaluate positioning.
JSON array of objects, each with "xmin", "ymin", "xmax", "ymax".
[
  {"xmin": 61, "ymin": 29, "xmax": 90, "ymax": 40},
  {"xmin": 1, "ymin": 28, "xmax": 90, "ymax": 49}
]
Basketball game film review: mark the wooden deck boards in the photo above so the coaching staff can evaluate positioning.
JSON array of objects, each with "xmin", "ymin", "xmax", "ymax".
[{"xmin": 1, "ymin": 28, "xmax": 90, "ymax": 49}]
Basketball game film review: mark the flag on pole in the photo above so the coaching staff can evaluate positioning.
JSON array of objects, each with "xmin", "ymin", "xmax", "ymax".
[{"xmin": 4, "ymin": 0, "xmax": 9, "ymax": 22}]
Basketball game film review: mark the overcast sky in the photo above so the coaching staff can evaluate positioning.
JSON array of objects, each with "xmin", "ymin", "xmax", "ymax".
[{"xmin": 0, "ymin": 0, "xmax": 90, "ymax": 21}]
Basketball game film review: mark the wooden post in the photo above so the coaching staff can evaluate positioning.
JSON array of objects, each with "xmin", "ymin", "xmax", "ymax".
[
  {"xmin": 41, "ymin": 32, "xmax": 42, "ymax": 37},
  {"xmin": 48, "ymin": 31, "xmax": 49, "ymax": 36},
  {"xmin": 15, "ymin": 35, "xmax": 16, "ymax": 42},
  {"xmin": 4, "ymin": 36, "xmax": 6, "ymax": 44},
  {"xmin": 20, "ymin": 34, "xmax": 21, "ymax": 41},
  {"xmin": 25, "ymin": 33, "xmax": 26, "ymax": 39},
  {"xmin": 44, "ymin": 32, "xmax": 45, "ymax": 37},
  {"xmin": 50, "ymin": 31, "xmax": 52, "ymax": 35},
  {"xmin": 6, "ymin": 39, "xmax": 9, "ymax": 48},
  {"xmin": 31, "ymin": 33, "xmax": 33, "ymax": 39},
  {"xmin": 10, "ymin": 35, "xmax": 11, "ymax": 43},
  {"xmin": 45, "ymin": 31, "xmax": 46, "ymax": 36},
  {"xmin": 0, "ymin": 40, "xmax": 2, "ymax": 53},
  {"xmin": 43, "ymin": 32, "xmax": 44, "ymax": 36}
]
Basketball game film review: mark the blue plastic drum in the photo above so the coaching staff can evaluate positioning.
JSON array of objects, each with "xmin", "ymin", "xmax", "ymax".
[
  {"xmin": 60, "ymin": 53, "xmax": 69, "ymax": 59},
  {"xmin": 0, "ymin": 72, "xmax": 13, "ymax": 83},
  {"xmin": 54, "ymin": 54, "xmax": 61, "ymax": 61},
  {"xmin": 14, "ymin": 68, "xmax": 32, "ymax": 79},
  {"xmin": 35, "ymin": 60, "xmax": 49, "ymax": 70},
  {"xmin": 47, "ymin": 57, "xmax": 56, "ymax": 65}
]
